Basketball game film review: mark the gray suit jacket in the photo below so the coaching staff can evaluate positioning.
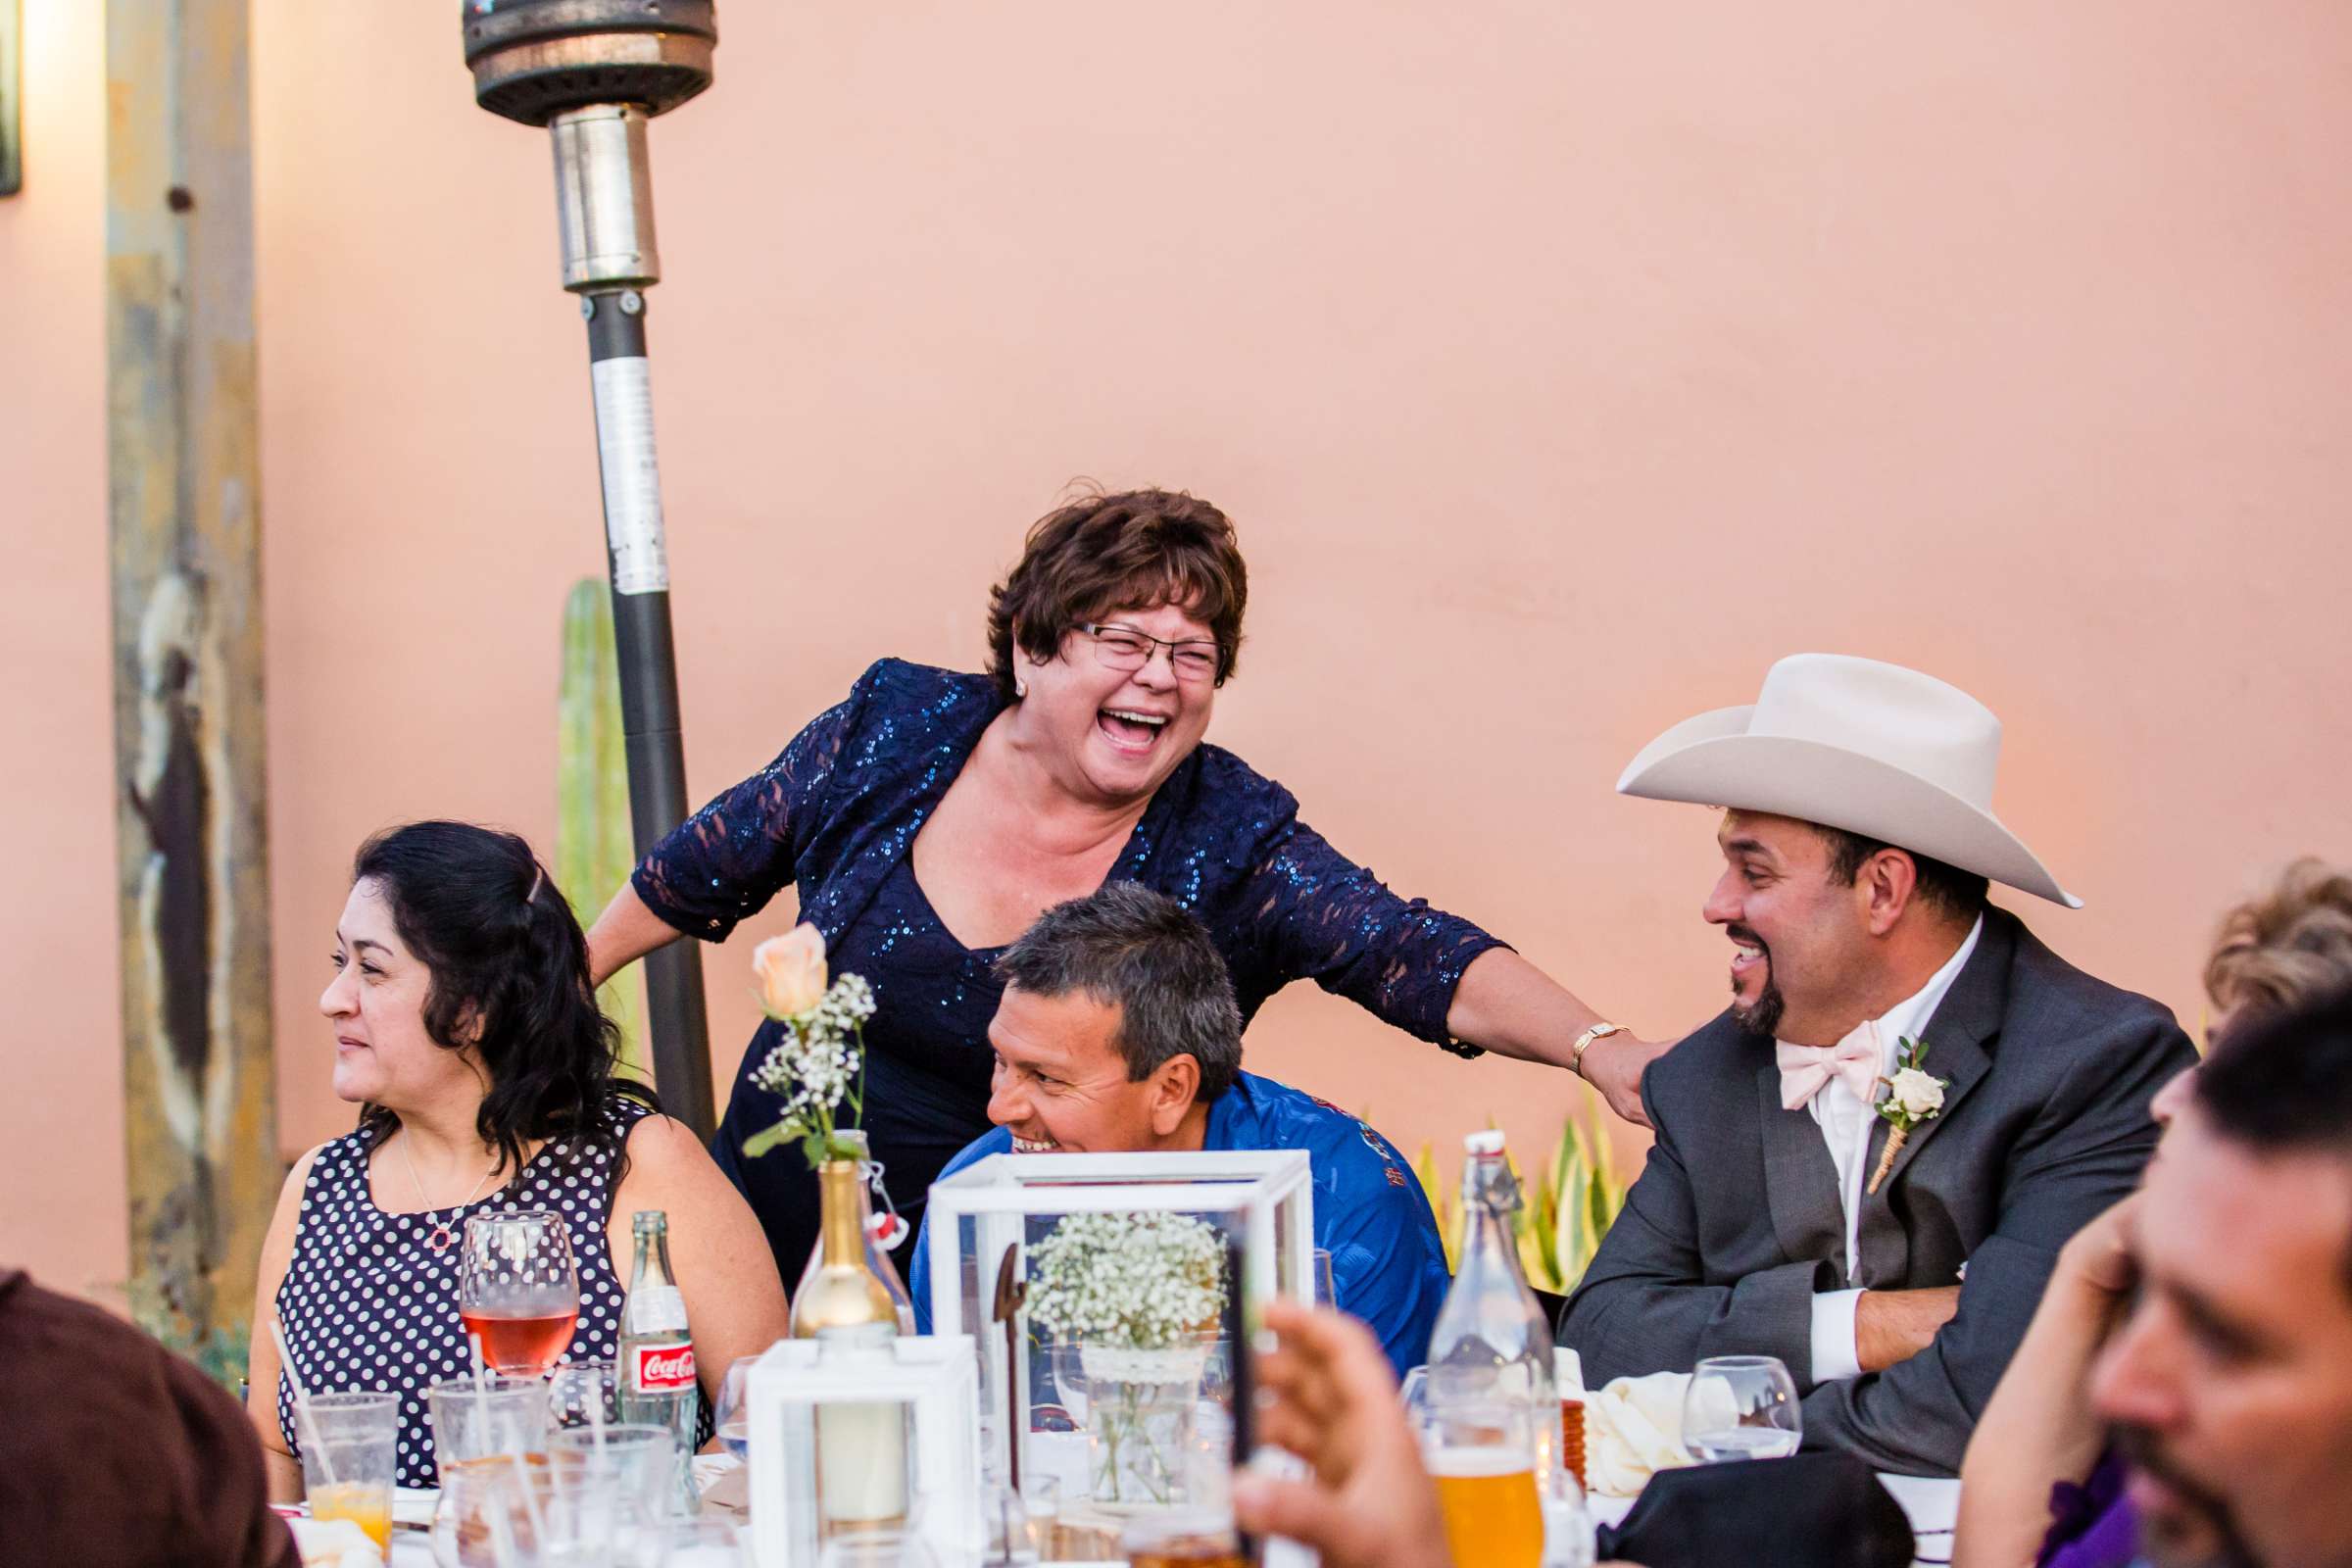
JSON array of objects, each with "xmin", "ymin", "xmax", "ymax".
[{"xmin": 1558, "ymin": 907, "xmax": 2195, "ymax": 1475}]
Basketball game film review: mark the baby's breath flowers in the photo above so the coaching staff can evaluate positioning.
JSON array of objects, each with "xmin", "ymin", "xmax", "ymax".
[
  {"xmin": 1028, "ymin": 1210, "xmax": 1230, "ymax": 1506},
  {"xmin": 740, "ymin": 925, "xmax": 877, "ymax": 1169},
  {"xmin": 1025, "ymin": 1210, "xmax": 1226, "ymax": 1351}
]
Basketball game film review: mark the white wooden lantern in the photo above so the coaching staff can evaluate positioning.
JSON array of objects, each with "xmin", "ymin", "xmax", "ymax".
[
  {"xmin": 923, "ymin": 1149, "xmax": 1316, "ymax": 1494},
  {"xmin": 743, "ymin": 1334, "xmax": 983, "ymax": 1568}
]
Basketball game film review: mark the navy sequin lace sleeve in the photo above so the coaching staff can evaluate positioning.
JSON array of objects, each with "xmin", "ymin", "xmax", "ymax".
[
  {"xmin": 631, "ymin": 689, "xmax": 859, "ymax": 942},
  {"xmin": 1240, "ymin": 808, "xmax": 1507, "ymax": 1053}
]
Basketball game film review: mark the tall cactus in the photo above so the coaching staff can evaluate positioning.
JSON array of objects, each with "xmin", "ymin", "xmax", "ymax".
[{"xmin": 557, "ymin": 579, "xmax": 649, "ymax": 1082}]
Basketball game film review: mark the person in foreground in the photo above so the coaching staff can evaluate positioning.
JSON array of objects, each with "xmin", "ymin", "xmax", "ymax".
[
  {"xmin": 583, "ymin": 488, "xmax": 1663, "ymax": 1283},
  {"xmin": 1232, "ymin": 1300, "xmax": 1456, "ymax": 1568},
  {"xmin": 909, "ymin": 882, "xmax": 1452, "ymax": 1373},
  {"xmin": 1956, "ymin": 859, "xmax": 2352, "ymax": 1568},
  {"xmin": 245, "ymin": 821, "xmax": 789, "ymax": 1493},
  {"xmin": 0, "ymin": 1267, "xmax": 298, "ymax": 1567},
  {"xmin": 1560, "ymin": 654, "xmax": 2197, "ymax": 1474},
  {"xmin": 2085, "ymin": 994, "xmax": 2352, "ymax": 1567}
]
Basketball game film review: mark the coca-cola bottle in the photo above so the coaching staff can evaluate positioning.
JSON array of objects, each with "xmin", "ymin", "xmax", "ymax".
[{"xmin": 619, "ymin": 1208, "xmax": 701, "ymax": 1516}]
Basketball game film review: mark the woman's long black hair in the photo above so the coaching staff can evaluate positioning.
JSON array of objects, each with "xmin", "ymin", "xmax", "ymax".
[{"xmin": 351, "ymin": 820, "xmax": 656, "ymax": 1177}]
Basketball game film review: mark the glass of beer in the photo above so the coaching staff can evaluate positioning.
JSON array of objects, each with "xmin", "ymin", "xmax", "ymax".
[
  {"xmin": 1419, "ymin": 1399, "xmax": 1545, "ymax": 1568},
  {"xmin": 1119, "ymin": 1511, "xmax": 1250, "ymax": 1568}
]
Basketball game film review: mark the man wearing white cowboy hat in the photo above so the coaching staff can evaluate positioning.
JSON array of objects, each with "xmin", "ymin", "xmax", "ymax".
[{"xmin": 1559, "ymin": 654, "xmax": 2196, "ymax": 1476}]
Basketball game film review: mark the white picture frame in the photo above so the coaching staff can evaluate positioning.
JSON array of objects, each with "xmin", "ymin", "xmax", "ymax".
[
  {"xmin": 923, "ymin": 1149, "xmax": 1316, "ymax": 1490},
  {"xmin": 743, "ymin": 1334, "xmax": 983, "ymax": 1567}
]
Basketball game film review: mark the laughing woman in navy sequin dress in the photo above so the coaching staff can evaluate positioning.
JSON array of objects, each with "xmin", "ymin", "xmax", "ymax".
[{"xmin": 584, "ymin": 489, "xmax": 1664, "ymax": 1280}]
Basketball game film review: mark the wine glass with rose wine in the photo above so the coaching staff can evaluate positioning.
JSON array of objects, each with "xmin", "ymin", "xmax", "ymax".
[{"xmin": 460, "ymin": 1209, "xmax": 579, "ymax": 1377}]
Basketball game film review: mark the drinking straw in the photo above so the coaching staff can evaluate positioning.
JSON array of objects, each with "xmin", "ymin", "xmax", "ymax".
[
  {"xmin": 269, "ymin": 1314, "xmax": 342, "ymax": 1491},
  {"xmin": 484, "ymin": 1503, "xmax": 521, "ymax": 1568},
  {"xmin": 472, "ymin": 1332, "xmax": 547, "ymax": 1550}
]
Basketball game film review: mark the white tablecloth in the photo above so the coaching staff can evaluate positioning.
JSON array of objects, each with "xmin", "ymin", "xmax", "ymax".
[{"xmin": 380, "ymin": 1468, "xmax": 1953, "ymax": 1566}]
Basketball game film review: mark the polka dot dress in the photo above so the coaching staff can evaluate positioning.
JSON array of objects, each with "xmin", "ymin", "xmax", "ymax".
[{"xmin": 273, "ymin": 1095, "xmax": 710, "ymax": 1488}]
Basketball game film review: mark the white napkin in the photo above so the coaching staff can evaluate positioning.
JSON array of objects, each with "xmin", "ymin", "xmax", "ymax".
[
  {"xmin": 288, "ymin": 1516, "xmax": 380, "ymax": 1568},
  {"xmin": 1580, "ymin": 1371, "xmax": 1702, "ymax": 1498}
]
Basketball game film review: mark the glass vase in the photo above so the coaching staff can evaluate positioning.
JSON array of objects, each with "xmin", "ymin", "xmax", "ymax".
[{"xmin": 1054, "ymin": 1339, "xmax": 1210, "ymax": 1510}]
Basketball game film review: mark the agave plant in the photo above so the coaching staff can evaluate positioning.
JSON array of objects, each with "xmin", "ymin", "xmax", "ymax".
[
  {"xmin": 1416, "ymin": 1102, "xmax": 1630, "ymax": 1293},
  {"xmin": 1412, "ymin": 1142, "xmax": 1465, "ymax": 1271},
  {"xmin": 1541, "ymin": 1102, "xmax": 1629, "ymax": 1295}
]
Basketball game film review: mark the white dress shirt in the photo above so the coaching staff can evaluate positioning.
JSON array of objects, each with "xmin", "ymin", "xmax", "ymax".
[{"xmin": 1800, "ymin": 915, "xmax": 1983, "ymax": 1382}]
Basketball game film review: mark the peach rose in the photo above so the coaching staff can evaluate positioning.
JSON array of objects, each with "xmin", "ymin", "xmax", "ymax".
[{"xmin": 753, "ymin": 925, "xmax": 829, "ymax": 1018}]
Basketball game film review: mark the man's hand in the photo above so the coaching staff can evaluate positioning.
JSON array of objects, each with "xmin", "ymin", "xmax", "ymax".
[
  {"xmin": 1579, "ymin": 1033, "xmax": 1671, "ymax": 1129},
  {"xmin": 1855, "ymin": 1286, "xmax": 1962, "ymax": 1373},
  {"xmin": 1231, "ymin": 1301, "xmax": 1453, "ymax": 1568},
  {"xmin": 2053, "ymin": 1190, "xmax": 2140, "ymax": 1300}
]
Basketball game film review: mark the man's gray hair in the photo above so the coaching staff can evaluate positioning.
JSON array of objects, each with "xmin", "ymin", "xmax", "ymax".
[{"xmin": 996, "ymin": 882, "xmax": 1245, "ymax": 1101}]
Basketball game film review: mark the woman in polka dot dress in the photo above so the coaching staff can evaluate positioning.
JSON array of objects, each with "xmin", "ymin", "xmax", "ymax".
[{"xmin": 244, "ymin": 821, "xmax": 791, "ymax": 1495}]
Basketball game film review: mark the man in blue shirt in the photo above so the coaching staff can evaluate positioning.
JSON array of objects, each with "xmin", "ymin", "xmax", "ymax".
[{"xmin": 909, "ymin": 882, "xmax": 1452, "ymax": 1375}]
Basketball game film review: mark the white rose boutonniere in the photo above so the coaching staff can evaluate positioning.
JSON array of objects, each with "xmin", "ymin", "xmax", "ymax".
[
  {"xmin": 1869, "ymin": 1036, "xmax": 1950, "ymax": 1195},
  {"xmin": 1886, "ymin": 1066, "xmax": 1946, "ymax": 1119}
]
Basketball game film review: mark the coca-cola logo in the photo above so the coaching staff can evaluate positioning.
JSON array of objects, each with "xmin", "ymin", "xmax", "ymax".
[{"xmin": 632, "ymin": 1343, "xmax": 697, "ymax": 1392}]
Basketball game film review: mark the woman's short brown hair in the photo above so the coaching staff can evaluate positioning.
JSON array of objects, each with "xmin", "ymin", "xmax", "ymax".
[
  {"xmin": 985, "ymin": 487, "xmax": 1248, "ymax": 701},
  {"xmin": 2204, "ymin": 858, "xmax": 2352, "ymax": 1035}
]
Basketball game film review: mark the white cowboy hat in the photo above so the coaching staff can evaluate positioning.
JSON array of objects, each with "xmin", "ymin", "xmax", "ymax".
[{"xmin": 1617, "ymin": 653, "xmax": 2081, "ymax": 907}]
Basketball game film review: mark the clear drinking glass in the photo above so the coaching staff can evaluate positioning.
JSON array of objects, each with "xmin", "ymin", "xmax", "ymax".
[
  {"xmin": 461, "ymin": 1210, "xmax": 581, "ymax": 1378},
  {"xmin": 549, "ymin": 1360, "xmax": 622, "ymax": 1430},
  {"xmin": 1118, "ymin": 1405, "xmax": 1246, "ymax": 1565},
  {"xmin": 550, "ymin": 1425, "xmax": 679, "ymax": 1524},
  {"xmin": 651, "ymin": 1517, "xmax": 745, "ymax": 1567},
  {"xmin": 814, "ymin": 1528, "xmax": 939, "ymax": 1568},
  {"xmin": 977, "ymin": 1477, "xmax": 1045, "ymax": 1565},
  {"xmin": 713, "ymin": 1353, "xmax": 761, "ymax": 1461},
  {"xmin": 1119, "ymin": 1509, "xmax": 1248, "ymax": 1567},
  {"xmin": 1681, "ymin": 1354, "xmax": 1802, "ymax": 1462},
  {"xmin": 1541, "ymin": 1475, "xmax": 1596, "ymax": 1568},
  {"xmin": 534, "ymin": 1467, "xmax": 646, "ymax": 1568},
  {"xmin": 429, "ymin": 1450, "xmax": 543, "ymax": 1568},
  {"xmin": 301, "ymin": 1391, "xmax": 400, "ymax": 1557},
  {"xmin": 1398, "ymin": 1365, "xmax": 1429, "ymax": 1423},
  {"xmin": 429, "ymin": 1372, "xmax": 552, "ymax": 1467}
]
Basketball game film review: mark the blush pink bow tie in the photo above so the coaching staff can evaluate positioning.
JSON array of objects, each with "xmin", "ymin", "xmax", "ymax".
[{"xmin": 1776, "ymin": 1022, "xmax": 1883, "ymax": 1111}]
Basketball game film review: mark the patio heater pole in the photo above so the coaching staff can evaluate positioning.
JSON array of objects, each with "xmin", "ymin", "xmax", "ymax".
[{"xmin": 462, "ymin": 0, "xmax": 718, "ymax": 1135}]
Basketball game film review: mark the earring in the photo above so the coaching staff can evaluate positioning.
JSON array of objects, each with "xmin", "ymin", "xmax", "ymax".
[{"xmin": 1015, "ymin": 679, "xmax": 1028, "ymax": 699}]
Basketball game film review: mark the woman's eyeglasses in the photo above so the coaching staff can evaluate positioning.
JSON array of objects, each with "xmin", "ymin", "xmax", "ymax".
[{"xmin": 1078, "ymin": 623, "xmax": 1225, "ymax": 684}]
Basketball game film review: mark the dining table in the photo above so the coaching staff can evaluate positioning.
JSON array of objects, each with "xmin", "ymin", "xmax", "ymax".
[{"xmin": 360, "ymin": 1460, "xmax": 1958, "ymax": 1566}]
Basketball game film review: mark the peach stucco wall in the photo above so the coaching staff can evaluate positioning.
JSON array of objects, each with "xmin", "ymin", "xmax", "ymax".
[
  {"xmin": 0, "ymin": 0, "xmax": 121, "ymax": 1298},
  {"xmin": 7, "ymin": 2, "xmax": 2351, "ymax": 1298}
]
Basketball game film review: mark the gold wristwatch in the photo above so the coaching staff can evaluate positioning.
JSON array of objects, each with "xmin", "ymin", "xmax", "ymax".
[{"xmin": 1571, "ymin": 1020, "xmax": 1628, "ymax": 1078}]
